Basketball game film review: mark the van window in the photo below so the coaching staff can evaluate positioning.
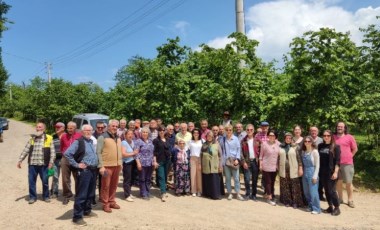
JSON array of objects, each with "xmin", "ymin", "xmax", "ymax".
[{"xmin": 73, "ymin": 118, "xmax": 81, "ymax": 129}]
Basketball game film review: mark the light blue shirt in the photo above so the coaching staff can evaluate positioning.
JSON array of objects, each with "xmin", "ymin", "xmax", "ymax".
[
  {"xmin": 65, "ymin": 137, "xmax": 98, "ymax": 168},
  {"xmin": 122, "ymin": 140, "xmax": 135, "ymax": 164},
  {"xmin": 220, "ymin": 135, "xmax": 241, "ymax": 165}
]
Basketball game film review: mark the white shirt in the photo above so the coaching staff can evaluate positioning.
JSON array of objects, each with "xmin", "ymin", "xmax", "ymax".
[
  {"xmin": 189, "ymin": 140, "xmax": 202, "ymax": 157},
  {"xmin": 248, "ymin": 138, "xmax": 255, "ymax": 159}
]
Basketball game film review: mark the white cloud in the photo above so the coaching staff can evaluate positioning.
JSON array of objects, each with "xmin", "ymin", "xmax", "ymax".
[
  {"xmin": 174, "ymin": 21, "xmax": 190, "ymax": 35},
  {"xmin": 204, "ymin": 0, "xmax": 380, "ymax": 63},
  {"xmin": 157, "ymin": 20, "xmax": 190, "ymax": 36}
]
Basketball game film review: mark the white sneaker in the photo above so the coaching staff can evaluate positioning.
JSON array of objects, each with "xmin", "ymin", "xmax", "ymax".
[
  {"xmin": 125, "ymin": 196, "xmax": 134, "ymax": 202},
  {"xmin": 129, "ymin": 194, "xmax": 135, "ymax": 199},
  {"xmin": 267, "ymin": 199, "xmax": 276, "ymax": 206},
  {"xmin": 311, "ymin": 211, "xmax": 320, "ymax": 215},
  {"xmin": 227, "ymin": 194, "xmax": 233, "ymax": 200},
  {"xmin": 237, "ymin": 194, "xmax": 245, "ymax": 201},
  {"xmin": 196, "ymin": 192, "xmax": 202, "ymax": 197},
  {"xmin": 192, "ymin": 193, "xmax": 196, "ymax": 197}
]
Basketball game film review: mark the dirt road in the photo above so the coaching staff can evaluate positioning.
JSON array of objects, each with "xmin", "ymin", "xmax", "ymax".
[{"xmin": 0, "ymin": 120, "xmax": 379, "ymax": 229}]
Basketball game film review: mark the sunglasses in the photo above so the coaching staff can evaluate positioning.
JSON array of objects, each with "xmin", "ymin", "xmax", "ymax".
[
  {"xmin": 97, "ymin": 127, "xmax": 104, "ymax": 129},
  {"xmin": 304, "ymin": 140, "xmax": 311, "ymax": 143},
  {"xmin": 323, "ymin": 135, "xmax": 331, "ymax": 137}
]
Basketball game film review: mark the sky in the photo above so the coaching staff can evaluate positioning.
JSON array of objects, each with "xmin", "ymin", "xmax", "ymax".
[{"xmin": 2, "ymin": 0, "xmax": 380, "ymax": 90}]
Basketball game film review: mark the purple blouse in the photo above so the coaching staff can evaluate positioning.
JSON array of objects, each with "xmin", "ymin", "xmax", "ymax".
[{"xmin": 134, "ymin": 138, "xmax": 154, "ymax": 167}]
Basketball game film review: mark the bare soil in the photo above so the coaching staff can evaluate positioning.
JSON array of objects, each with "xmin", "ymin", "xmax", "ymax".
[{"xmin": 1, "ymin": 120, "xmax": 379, "ymax": 229}]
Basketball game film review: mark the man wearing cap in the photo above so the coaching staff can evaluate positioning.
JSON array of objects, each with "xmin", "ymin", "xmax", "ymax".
[
  {"xmin": 221, "ymin": 111, "xmax": 232, "ymax": 126},
  {"xmin": 50, "ymin": 122, "xmax": 65, "ymax": 198}
]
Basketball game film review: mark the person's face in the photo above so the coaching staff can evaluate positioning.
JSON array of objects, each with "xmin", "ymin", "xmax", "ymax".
[
  {"xmin": 174, "ymin": 123, "xmax": 180, "ymax": 131},
  {"xmin": 55, "ymin": 126, "xmax": 64, "ymax": 133},
  {"xmin": 261, "ymin": 125, "xmax": 269, "ymax": 133},
  {"xmin": 225, "ymin": 127, "xmax": 233, "ymax": 137},
  {"xmin": 235, "ymin": 124, "xmax": 243, "ymax": 133},
  {"xmin": 207, "ymin": 133, "xmax": 213, "ymax": 142},
  {"xmin": 157, "ymin": 119, "xmax": 162, "ymax": 126},
  {"xmin": 323, "ymin": 132, "xmax": 332, "ymax": 143},
  {"xmin": 181, "ymin": 124, "xmax": 187, "ymax": 134},
  {"xmin": 150, "ymin": 120, "xmax": 157, "ymax": 129},
  {"xmin": 219, "ymin": 126, "xmax": 225, "ymax": 135},
  {"xmin": 212, "ymin": 127, "xmax": 219, "ymax": 137},
  {"xmin": 125, "ymin": 131, "xmax": 133, "ymax": 141},
  {"xmin": 159, "ymin": 128, "xmax": 166, "ymax": 137},
  {"xmin": 36, "ymin": 123, "xmax": 45, "ymax": 132},
  {"xmin": 304, "ymin": 138, "xmax": 312, "ymax": 147},
  {"xmin": 67, "ymin": 124, "xmax": 76, "ymax": 134},
  {"xmin": 178, "ymin": 141, "xmax": 186, "ymax": 150},
  {"xmin": 201, "ymin": 121, "xmax": 208, "ymax": 130},
  {"xmin": 256, "ymin": 127, "xmax": 262, "ymax": 133},
  {"xmin": 246, "ymin": 126, "xmax": 254, "ymax": 137},
  {"xmin": 310, "ymin": 127, "xmax": 318, "ymax": 138},
  {"xmin": 135, "ymin": 120, "xmax": 141, "ymax": 128},
  {"xmin": 193, "ymin": 130, "xmax": 200, "ymax": 140},
  {"xmin": 167, "ymin": 126, "xmax": 174, "ymax": 135},
  {"xmin": 141, "ymin": 130, "xmax": 149, "ymax": 140},
  {"xmin": 128, "ymin": 123, "xmax": 135, "ymax": 130},
  {"xmin": 143, "ymin": 122, "xmax": 149, "ymax": 127},
  {"xmin": 82, "ymin": 127, "xmax": 93, "ymax": 139},
  {"xmin": 294, "ymin": 126, "xmax": 302, "ymax": 136},
  {"xmin": 285, "ymin": 135, "xmax": 292, "ymax": 144},
  {"xmin": 120, "ymin": 121, "xmax": 126, "ymax": 129},
  {"xmin": 268, "ymin": 132, "xmax": 276, "ymax": 141},
  {"xmin": 336, "ymin": 123, "xmax": 345, "ymax": 134},
  {"xmin": 109, "ymin": 122, "xmax": 118, "ymax": 134},
  {"xmin": 223, "ymin": 114, "xmax": 229, "ymax": 120},
  {"xmin": 188, "ymin": 123, "xmax": 195, "ymax": 131},
  {"xmin": 96, "ymin": 124, "xmax": 105, "ymax": 134}
]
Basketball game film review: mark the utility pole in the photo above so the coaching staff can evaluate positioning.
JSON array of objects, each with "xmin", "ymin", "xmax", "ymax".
[
  {"xmin": 45, "ymin": 62, "xmax": 52, "ymax": 84},
  {"xmin": 236, "ymin": 0, "xmax": 245, "ymax": 34}
]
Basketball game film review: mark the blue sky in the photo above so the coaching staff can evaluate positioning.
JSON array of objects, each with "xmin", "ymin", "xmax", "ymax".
[{"xmin": 2, "ymin": 0, "xmax": 380, "ymax": 90}]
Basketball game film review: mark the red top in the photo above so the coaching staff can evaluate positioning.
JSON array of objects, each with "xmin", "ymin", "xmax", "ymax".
[{"xmin": 60, "ymin": 132, "xmax": 82, "ymax": 154}]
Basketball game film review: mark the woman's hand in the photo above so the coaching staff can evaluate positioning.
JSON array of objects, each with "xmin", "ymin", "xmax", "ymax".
[
  {"xmin": 298, "ymin": 167, "xmax": 303, "ymax": 177},
  {"xmin": 137, "ymin": 163, "xmax": 142, "ymax": 171},
  {"xmin": 331, "ymin": 172, "xmax": 338, "ymax": 180},
  {"xmin": 312, "ymin": 178, "xmax": 317, "ymax": 184}
]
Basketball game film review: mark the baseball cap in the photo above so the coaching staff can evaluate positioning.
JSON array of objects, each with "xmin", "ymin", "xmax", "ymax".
[
  {"xmin": 54, "ymin": 122, "xmax": 65, "ymax": 128},
  {"xmin": 260, "ymin": 121, "xmax": 269, "ymax": 126}
]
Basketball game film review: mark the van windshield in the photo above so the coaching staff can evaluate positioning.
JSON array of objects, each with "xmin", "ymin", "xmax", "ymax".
[{"xmin": 90, "ymin": 119, "xmax": 109, "ymax": 130}]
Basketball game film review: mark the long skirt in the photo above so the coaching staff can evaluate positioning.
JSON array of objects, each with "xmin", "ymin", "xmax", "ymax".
[
  {"xmin": 175, "ymin": 163, "xmax": 190, "ymax": 194},
  {"xmin": 202, "ymin": 173, "xmax": 222, "ymax": 200},
  {"xmin": 279, "ymin": 170, "xmax": 304, "ymax": 207}
]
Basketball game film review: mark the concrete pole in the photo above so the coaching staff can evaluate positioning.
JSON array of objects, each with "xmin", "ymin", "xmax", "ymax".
[{"xmin": 236, "ymin": 0, "xmax": 245, "ymax": 34}]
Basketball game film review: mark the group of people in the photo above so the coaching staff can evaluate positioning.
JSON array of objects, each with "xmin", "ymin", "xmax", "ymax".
[{"xmin": 17, "ymin": 111, "xmax": 358, "ymax": 226}]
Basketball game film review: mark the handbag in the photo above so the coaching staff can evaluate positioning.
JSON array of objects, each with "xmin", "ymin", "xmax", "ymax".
[
  {"xmin": 225, "ymin": 157, "xmax": 239, "ymax": 170},
  {"xmin": 222, "ymin": 136, "xmax": 240, "ymax": 170}
]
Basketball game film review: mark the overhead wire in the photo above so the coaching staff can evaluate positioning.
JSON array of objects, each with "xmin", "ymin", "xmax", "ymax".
[{"xmin": 53, "ymin": 0, "xmax": 173, "ymax": 66}]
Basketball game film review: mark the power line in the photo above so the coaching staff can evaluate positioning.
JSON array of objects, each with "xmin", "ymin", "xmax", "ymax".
[
  {"xmin": 4, "ymin": 51, "xmax": 44, "ymax": 64},
  {"xmin": 54, "ymin": 0, "xmax": 188, "ymax": 69},
  {"xmin": 52, "ymin": 0, "xmax": 171, "ymax": 65}
]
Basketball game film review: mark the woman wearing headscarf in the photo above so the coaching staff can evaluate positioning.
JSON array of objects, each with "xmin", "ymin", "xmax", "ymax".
[
  {"xmin": 279, "ymin": 132, "xmax": 304, "ymax": 208},
  {"xmin": 201, "ymin": 131, "xmax": 223, "ymax": 200}
]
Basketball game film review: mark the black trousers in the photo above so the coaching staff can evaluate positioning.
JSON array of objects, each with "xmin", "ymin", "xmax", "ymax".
[{"xmin": 320, "ymin": 172, "xmax": 340, "ymax": 208}]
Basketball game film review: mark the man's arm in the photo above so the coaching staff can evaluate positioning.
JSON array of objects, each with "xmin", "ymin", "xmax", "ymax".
[{"xmin": 64, "ymin": 140, "xmax": 80, "ymax": 168}]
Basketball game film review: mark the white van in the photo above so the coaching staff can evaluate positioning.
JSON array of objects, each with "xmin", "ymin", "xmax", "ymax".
[{"xmin": 72, "ymin": 113, "xmax": 109, "ymax": 130}]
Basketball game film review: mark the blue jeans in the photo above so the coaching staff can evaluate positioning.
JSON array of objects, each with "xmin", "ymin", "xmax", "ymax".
[
  {"xmin": 224, "ymin": 166, "xmax": 240, "ymax": 194},
  {"xmin": 73, "ymin": 168, "xmax": 97, "ymax": 220},
  {"xmin": 302, "ymin": 167, "xmax": 321, "ymax": 213},
  {"xmin": 50, "ymin": 158, "xmax": 61, "ymax": 195},
  {"xmin": 28, "ymin": 165, "xmax": 49, "ymax": 200},
  {"xmin": 243, "ymin": 160, "xmax": 259, "ymax": 196}
]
